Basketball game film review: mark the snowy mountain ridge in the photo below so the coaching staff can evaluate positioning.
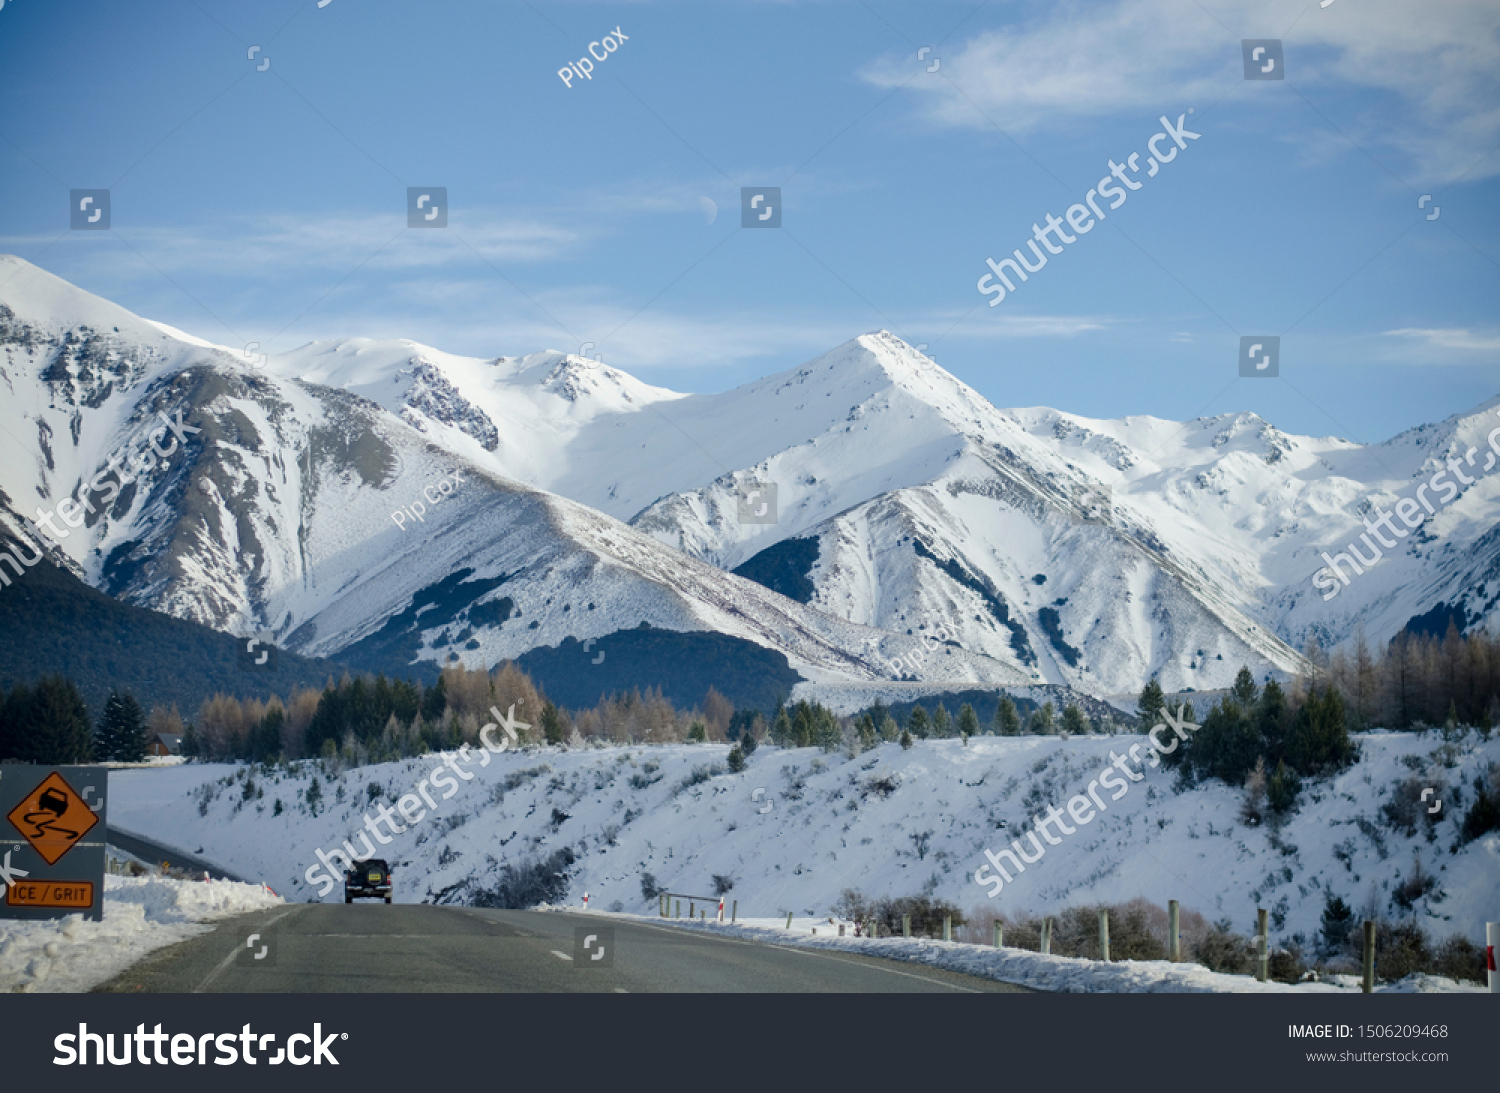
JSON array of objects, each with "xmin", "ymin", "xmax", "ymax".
[{"xmin": 2, "ymin": 254, "xmax": 1496, "ymax": 703}]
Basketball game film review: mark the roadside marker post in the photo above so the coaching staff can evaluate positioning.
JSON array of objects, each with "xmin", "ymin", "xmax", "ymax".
[
  {"xmin": 0, "ymin": 766, "xmax": 107, "ymax": 923},
  {"xmin": 1486, "ymin": 922, "xmax": 1497, "ymax": 993}
]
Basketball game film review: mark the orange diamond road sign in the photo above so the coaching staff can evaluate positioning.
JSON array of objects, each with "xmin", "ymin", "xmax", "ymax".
[{"xmin": 6, "ymin": 770, "xmax": 100, "ymax": 865}]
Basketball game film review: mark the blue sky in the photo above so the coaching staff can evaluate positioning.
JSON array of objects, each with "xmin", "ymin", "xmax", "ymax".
[{"xmin": 1, "ymin": 0, "xmax": 1496, "ymax": 444}]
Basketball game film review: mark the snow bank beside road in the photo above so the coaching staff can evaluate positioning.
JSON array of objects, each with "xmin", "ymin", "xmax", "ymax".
[
  {"xmin": 583, "ymin": 912, "xmax": 1485, "ymax": 994},
  {"xmin": 0, "ymin": 874, "xmax": 282, "ymax": 993}
]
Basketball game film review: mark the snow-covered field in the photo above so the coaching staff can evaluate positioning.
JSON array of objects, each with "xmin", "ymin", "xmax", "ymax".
[
  {"xmin": 0, "ymin": 874, "xmax": 282, "ymax": 993},
  {"xmin": 564, "ymin": 910, "xmax": 1484, "ymax": 993},
  {"xmin": 108, "ymin": 727, "xmax": 1500, "ymax": 964}
]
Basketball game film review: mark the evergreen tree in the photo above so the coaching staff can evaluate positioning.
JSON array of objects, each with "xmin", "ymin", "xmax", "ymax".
[
  {"xmin": 1267, "ymin": 758, "xmax": 1300, "ymax": 816},
  {"xmin": 726, "ymin": 744, "xmax": 746, "ymax": 772},
  {"xmin": 771, "ymin": 705, "xmax": 791, "ymax": 746},
  {"xmin": 931, "ymin": 704, "xmax": 952, "ymax": 738},
  {"xmin": 793, "ymin": 702, "xmax": 815, "ymax": 748},
  {"xmin": 1230, "ymin": 666, "xmax": 1258, "ymax": 708},
  {"xmin": 1286, "ymin": 686, "xmax": 1355, "ymax": 776},
  {"xmin": 857, "ymin": 713, "xmax": 877, "ymax": 749},
  {"xmin": 1060, "ymin": 703, "xmax": 1088, "ymax": 736},
  {"xmin": 1028, "ymin": 701, "xmax": 1056, "ymax": 735},
  {"xmin": 541, "ymin": 700, "xmax": 565, "ymax": 746},
  {"xmin": 22, "ymin": 676, "xmax": 93, "ymax": 763},
  {"xmin": 252, "ymin": 706, "xmax": 284, "ymax": 763},
  {"xmin": 879, "ymin": 714, "xmax": 900, "ymax": 742},
  {"xmin": 907, "ymin": 706, "xmax": 931, "ymax": 739},
  {"xmin": 740, "ymin": 723, "xmax": 759, "ymax": 757},
  {"xmin": 899, "ymin": 729, "xmax": 913, "ymax": 750},
  {"xmin": 180, "ymin": 722, "xmax": 201, "ymax": 759},
  {"xmin": 0, "ymin": 684, "xmax": 30, "ymax": 761},
  {"xmin": 687, "ymin": 721, "xmax": 707, "ymax": 743},
  {"xmin": 1257, "ymin": 679, "xmax": 1288, "ymax": 764},
  {"xmin": 1137, "ymin": 678, "xmax": 1166, "ymax": 732},
  {"xmin": 1318, "ymin": 893, "xmax": 1354, "ymax": 958},
  {"xmin": 957, "ymin": 703, "xmax": 980, "ymax": 741},
  {"xmin": 420, "ymin": 673, "xmax": 447, "ymax": 725},
  {"xmin": 94, "ymin": 690, "xmax": 126, "ymax": 760},
  {"xmin": 993, "ymin": 694, "xmax": 1021, "ymax": 736}
]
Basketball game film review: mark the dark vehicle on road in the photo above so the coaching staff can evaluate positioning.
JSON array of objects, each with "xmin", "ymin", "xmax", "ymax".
[{"xmin": 345, "ymin": 859, "xmax": 393, "ymax": 904}]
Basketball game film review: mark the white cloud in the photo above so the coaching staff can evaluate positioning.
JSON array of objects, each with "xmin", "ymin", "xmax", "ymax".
[
  {"xmin": 862, "ymin": 0, "xmax": 1500, "ymax": 185},
  {"xmin": 1381, "ymin": 327, "xmax": 1500, "ymax": 352}
]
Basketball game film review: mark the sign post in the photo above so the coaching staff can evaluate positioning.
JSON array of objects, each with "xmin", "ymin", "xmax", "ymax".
[{"xmin": 0, "ymin": 766, "xmax": 107, "ymax": 922}]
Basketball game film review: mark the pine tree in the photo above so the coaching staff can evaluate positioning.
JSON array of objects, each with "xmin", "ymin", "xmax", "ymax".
[
  {"xmin": 24, "ymin": 676, "xmax": 93, "ymax": 763},
  {"xmin": 1061, "ymin": 703, "xmax": 1088, "ymax": 736},
  {"xmin": 740, "ymin": 725, "xmax": 759, "ymax": 757},
  {"xmin": 252, "ymin": 705, "xmax": 283, "ymax": 763},
  {"xmin": 1137, "ymin": 678, "xmax": 1166, "ymax": 732},
  {"xmin": 1230, "ymin": 666, "xmax": 1258, "ymax": 708},
  {"xmin": 687, "ymin": 721, "xmax": 708, "ymax": 743},
  {"xmin": 957, "ymin": 703, "xmax": 980, "ymax": 741},
  {"xmin": 907, "ymin": 706, "xmax": 931, "ymax": 739},
  {"xmin": 94, "ymin": 690, "xmax": 125, "ymax": 760},
  {"xmin": 1028, "ymin": 701, "xmax": 1055, "ymax": 735},
  {"xmin": 772, "ymin": 704, "xmax": 792, "ymax": 746},
  {"xmin": 899, "ymin": 729, "xmax": 913, "ymax": 750},
  {"xmin": 541, "ymin": 700, "xmax": 565, "ymax": 746},
  {"xmin": 1318, "ymin": 893, "xmax": 1354, "ymax": 958},
  {"xmin": 181, "ymin": 722, "xmax": 201, "ymax": 759},
  {"xmin": 879, "ymin": 714, "xmax": 900, "ymax": 742},
  {"xmin": 727, "ymin": 744, "xmax": 746, "ymax": 772},
  {"xmin": 931, "ymin": 704, "xmax": 952, "ymax": 738},
  {"xmin": 993, "ymin": 694, "xmax": 1021, "ymax": 736},
  {"xmin": 1267, "ymin": 758, "xmax": 1300, "ymax": 816}
]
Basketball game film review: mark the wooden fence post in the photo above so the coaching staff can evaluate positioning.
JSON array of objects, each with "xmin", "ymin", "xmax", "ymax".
[
  {"xmin": 1040, "ymin": 917, "xmax": 1052, "ymax": 955},
  {"xmin": 731, "ymin": 899, "xmax": 737, "ymax": 923},
  {"xmin": 1362, "ymin": 921, "xmax": 1376, "ymax": 993},
  {"xmin": 943, "ymin": 915, "xmax": 951, "ymax": 942},
  {"xmin": 1099, "ymin": 908, "xmax": 1111, "ymax": 962},
  {"xmin": 993, "ymin": 921, "xmax": 1003, "ymax": 948},
  {"xmin": 785, "ymin": 911, "xmax": 793, "ymax": 930},
  {"xmin": 1168, "ymin": 899, "xmax": 1180, "ymax": 962},
  {"xmin": 1256, "ymin": 908, "xmax": 1269, "ymax": 983}
]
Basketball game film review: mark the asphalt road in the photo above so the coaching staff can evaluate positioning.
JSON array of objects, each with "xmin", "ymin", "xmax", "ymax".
[{"xmin": 95, "ymin": 904, "xmax": 1035, "ymax": 993}]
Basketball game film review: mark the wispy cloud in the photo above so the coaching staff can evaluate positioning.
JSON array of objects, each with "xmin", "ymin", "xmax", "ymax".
[
  {"xmin": 1382, "ymin": 327, "xmax": 1500, "ymax": 352},
  {"xmin": 862, "ymin": 0, "xmax": 1500, "ymax": 185}
]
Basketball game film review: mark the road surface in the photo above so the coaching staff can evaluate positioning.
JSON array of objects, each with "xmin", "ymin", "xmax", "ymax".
[{"xmin": 95, "ymin": 903, "xmax": 1035, "ymax": 993}]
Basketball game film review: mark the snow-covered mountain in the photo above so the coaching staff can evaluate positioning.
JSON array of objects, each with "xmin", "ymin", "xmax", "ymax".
[{"xmin": 2, "ymin": 254, "xmax": 1495, "ymax": 703}]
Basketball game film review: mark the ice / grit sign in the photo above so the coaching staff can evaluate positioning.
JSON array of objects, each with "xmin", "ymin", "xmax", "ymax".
[{"xmin": 0, "ymin": 766, "xmax": 106, "ymax": 922}]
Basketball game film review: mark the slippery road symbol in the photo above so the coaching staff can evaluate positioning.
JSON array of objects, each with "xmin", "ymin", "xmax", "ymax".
[{"xmin": 7, "ymin": 771, "xmax": 100, "ymax": 864}]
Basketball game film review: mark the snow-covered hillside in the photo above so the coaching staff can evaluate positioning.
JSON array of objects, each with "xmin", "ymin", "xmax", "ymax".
[
  {"xmin": 108, "ymin": 726, "xmax": 1500, "ymax": 956},
  {"xmin": 3, "ymin": 254, "xmax": 1496, "ymax": 701}
]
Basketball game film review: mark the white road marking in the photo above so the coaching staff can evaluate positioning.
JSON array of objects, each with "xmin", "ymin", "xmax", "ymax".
[
  {"xmin": 550, "ymin": 950, "xmax": 573, "ymax": 961},
  {"xmin": 195, "ymin": 906, "xmax": 299, "ymax": 993},
  {"xmin": 571, "ymin": 916, "xmax": 992, "ymax": 993}
]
